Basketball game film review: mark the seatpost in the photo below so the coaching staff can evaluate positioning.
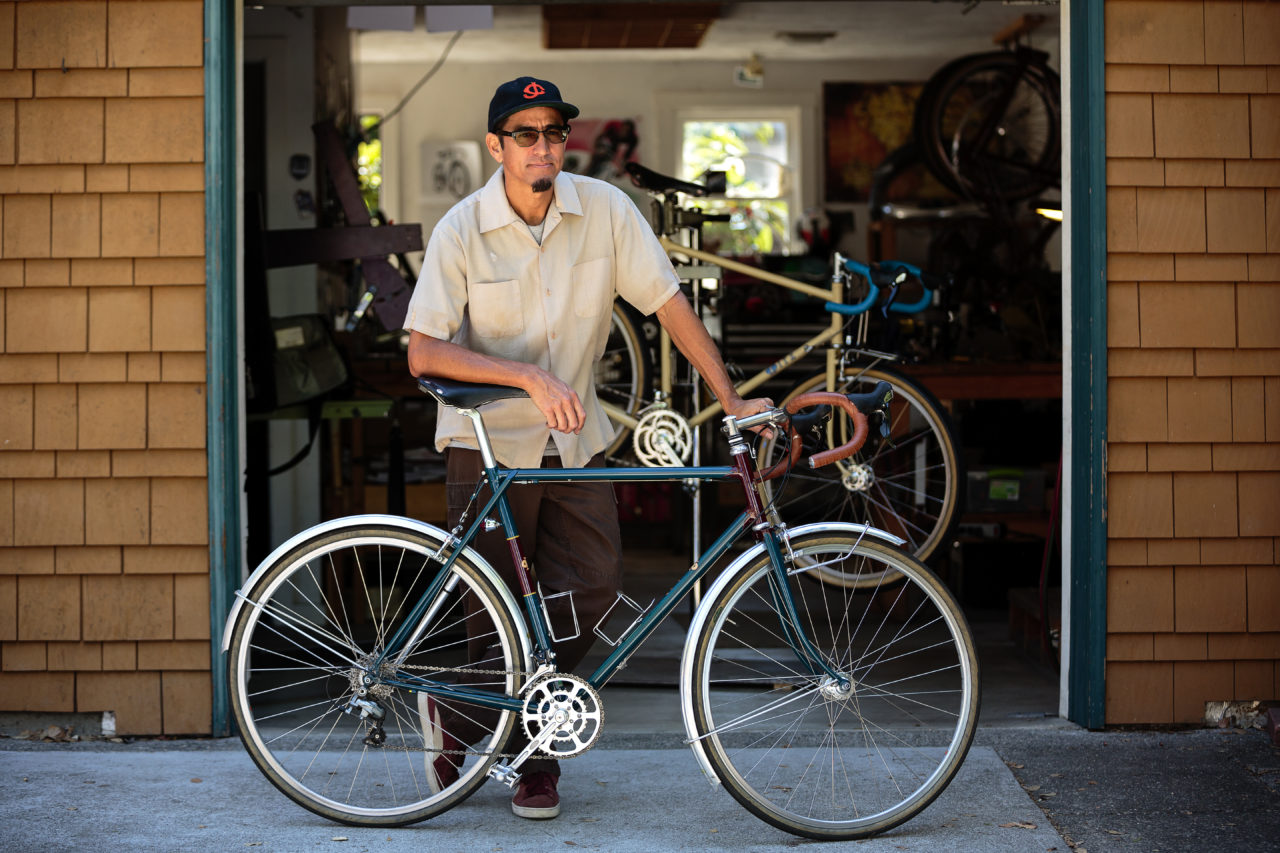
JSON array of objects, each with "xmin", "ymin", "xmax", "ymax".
[{"xmin": 459, "ymin": 408, "xmax": 499, "ymax": 470}]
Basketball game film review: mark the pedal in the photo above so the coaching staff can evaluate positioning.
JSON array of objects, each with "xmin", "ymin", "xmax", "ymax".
[{"xmin": 487, "ymin": 763, "xmax": 520, "ymax": 788}]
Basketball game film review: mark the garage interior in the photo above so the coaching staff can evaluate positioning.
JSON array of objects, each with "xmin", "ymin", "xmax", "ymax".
[{"xmin": 242, "ymin": 0, "xmax": 1064, "ymax": 724}]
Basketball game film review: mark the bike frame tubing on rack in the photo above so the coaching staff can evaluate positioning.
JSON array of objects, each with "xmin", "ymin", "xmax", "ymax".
[
  {"xmin": 368, "ymin": 431, "xmax": 845, "ymax": 715},
  {"xmin": 601, "ymin": 244, "xmax": 931, "ymax": 434}
]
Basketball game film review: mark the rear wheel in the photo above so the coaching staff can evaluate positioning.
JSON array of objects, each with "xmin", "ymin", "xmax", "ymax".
[
  {"xmin": 759, "ymin": 367, "xmax": 962, "ymax": 583},
  {"xmin": 227, "ymin": 523, "xmax": 526, "ymax": 826},
  {"xmin": 596, "ymin": 300, "xmax": 654, "ymax": 461},
  {"xmin": 686, "ymin": 530, "xmax": 979, "ymax": 840}
]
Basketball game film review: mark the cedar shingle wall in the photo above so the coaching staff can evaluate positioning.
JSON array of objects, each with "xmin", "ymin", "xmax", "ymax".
[
  {"xmin": 1105, "ymin": 0, "xmax": 1280, "ymax": 724},
  {"xmin": 0, "ymin": 0, "xmax": 210, "ymax": 736}
]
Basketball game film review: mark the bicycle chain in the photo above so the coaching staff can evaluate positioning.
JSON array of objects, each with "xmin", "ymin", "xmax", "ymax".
[
  {"xmin": 361, "ymin": 662, "xmax": 532, "ymax": 756},
  {"xmin": 374, "ymin": 477, "xmax": 530, "ymax": 759}
]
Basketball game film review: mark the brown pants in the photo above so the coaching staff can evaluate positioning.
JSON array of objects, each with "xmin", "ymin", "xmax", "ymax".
[{"xmin": 442, "ymin": 447, "xmax": 623, "ymax": 776}]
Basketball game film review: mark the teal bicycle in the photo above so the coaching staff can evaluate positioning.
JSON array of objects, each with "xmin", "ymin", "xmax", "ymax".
[{"xmin": 223, "ymin": 377, "xmax": 979, "ymax": 840}]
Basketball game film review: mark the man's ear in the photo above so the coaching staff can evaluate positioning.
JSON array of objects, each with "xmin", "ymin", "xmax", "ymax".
[{"xmin": 485, "ymin": 132, "xmax": 503, "ymax": 163}]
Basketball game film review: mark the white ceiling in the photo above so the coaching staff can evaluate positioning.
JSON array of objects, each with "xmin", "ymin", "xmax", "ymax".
[{"xmin": 354, "ymin": 1, "xmax": 1061, "ymax": 65}]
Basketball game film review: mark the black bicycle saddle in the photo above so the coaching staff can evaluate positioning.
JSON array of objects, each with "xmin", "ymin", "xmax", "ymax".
[
  {"xmin": 625, "ymin": 161, "xmax": 725, "ymax": 197},
  {"xmin": 417, "ymin": 376, "xmax": 528, "ymax": 408}
]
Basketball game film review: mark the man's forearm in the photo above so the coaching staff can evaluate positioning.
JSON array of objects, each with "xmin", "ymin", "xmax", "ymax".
[
  {"xmin": 654, "ymin": 291, "xmax": 743, "ymax": 410},
  {"xmin": 407, "ymin": 331, "xmax": 534, "ymax": 389},
  {"xmin": 407, "ymin": 330, "xmax": 587, "ymax": 433}
]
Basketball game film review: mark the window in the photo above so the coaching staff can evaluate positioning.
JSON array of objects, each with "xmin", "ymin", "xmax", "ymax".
[
  {"xmin": 678, "ymin": 109, "xmax": 799, "ymax": 256},
  {"xmin": 356, "ymin": 113, "xmax": 383, "ymax": 217}
]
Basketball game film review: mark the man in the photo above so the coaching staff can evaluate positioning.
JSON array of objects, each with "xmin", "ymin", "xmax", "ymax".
[{"xmin": 403, "ymin": 76, "xmax": 770, "ymax": 819}]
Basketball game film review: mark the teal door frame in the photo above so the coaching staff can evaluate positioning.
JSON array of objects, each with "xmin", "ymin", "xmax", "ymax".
[
  {"xmin": 205, "ymin": 0, "xmax": 240, "ymax": 738},
  {"xmin": 201, "ymin": 0, "xmax": 1112, "ymax": 734},
  {"xmin": 1065, "ymin": 0, "xmax": 1109, "ymax": 729}
]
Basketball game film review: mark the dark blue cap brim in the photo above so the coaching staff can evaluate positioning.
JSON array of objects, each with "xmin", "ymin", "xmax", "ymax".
[{"xmin": 490, "ymin": 101, "xmax": 580, "ymax": 132}]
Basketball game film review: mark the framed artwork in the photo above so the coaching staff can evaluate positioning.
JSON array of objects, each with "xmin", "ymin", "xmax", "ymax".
[
  {"xmin": 563, "ymin": 117, "xmax": 648, "ymax": 207},
  {"xmin": 823, "ymin": 82, "xmax": 949, "ymax": 204},
  {"xmin": 419, "ymin": 140, "xmax": 483, "ymax": 205}
]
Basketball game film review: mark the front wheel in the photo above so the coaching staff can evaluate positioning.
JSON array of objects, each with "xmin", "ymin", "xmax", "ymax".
[
  {"xmin": 227, "ymin": 522, "xmax": 527, "ymax": 826},
  {"xmin": 686, "ymin": 531, "xmax": 979, "ymax": 840},
  {"xmin": 758, "ymin": 367, "xmax": 962, "ymax": 583}
]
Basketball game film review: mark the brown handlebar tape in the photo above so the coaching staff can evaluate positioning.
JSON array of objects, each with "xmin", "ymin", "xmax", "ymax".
[{"xmin": 757, "ymin": 392, "xmax": 871, "ymax": 482}]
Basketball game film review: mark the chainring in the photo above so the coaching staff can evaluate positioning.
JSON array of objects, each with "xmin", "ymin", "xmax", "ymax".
[
  {"xmin": 521, "ymin": 673, "xmax": 604, "ymax": 758},
  {"xmin": 632, "ymin": 406, "xmax": 693, "ymax": 467}
]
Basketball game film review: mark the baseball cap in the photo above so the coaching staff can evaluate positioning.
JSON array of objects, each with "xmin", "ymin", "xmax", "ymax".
[{"xmin": 488, "ymin": 76, "xmax": 580, "ymax": 132}]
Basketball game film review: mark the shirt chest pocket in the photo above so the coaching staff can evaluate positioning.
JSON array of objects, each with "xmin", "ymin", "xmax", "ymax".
[
  {"xmin": 571, "ymin": 257, "xmax": 613, "ymax": 319},
  {"xmin": 468, "ymin": 279, "xmax": 524, "ymax": 338}
]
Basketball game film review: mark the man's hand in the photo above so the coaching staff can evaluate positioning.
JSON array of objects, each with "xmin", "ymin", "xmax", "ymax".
[
  {"xmin": 525, "ymin": 367, "xmax": 586, "ymax": 434},
  {"xmin": 408, "ymin": 332, "xmax": 584, "ymax": 433},
  {"xmin": 724, "ymin": 394, "xmax": 776, "ymax": 439}
]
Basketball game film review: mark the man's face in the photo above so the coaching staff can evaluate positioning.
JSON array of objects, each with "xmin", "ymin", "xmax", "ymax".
[{"xmin": 485, "ymin": 106, "xmax": 567, "ymax": 194}]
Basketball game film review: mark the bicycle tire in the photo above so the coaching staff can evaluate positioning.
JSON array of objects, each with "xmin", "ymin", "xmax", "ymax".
[
  {"xmin": 596, "ymin": 299, "xmax": 655, "ymax": 461},
  {"xmin": 227, "ymin": 522, "xmax": 527, "ymax": 826},
  {"xmin": 914, "ymin": 50, "xmax": 1060, "ymax": 202},
  {"xmin": 758, "ymin": 366, "xmax": 962, "ymax": 582},
  {"xmin": 686, "ymin": 530, "xmax": 979, "ymax": 840}
]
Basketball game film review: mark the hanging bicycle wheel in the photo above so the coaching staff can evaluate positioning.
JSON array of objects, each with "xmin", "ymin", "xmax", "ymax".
[
  {"xmin": 686, "ymin": 530, "xmax": 979, "ymax": 840},
  {"xmin": 596, "ymin": 299, "xmax": 655, "ymax": 461},
  {"xmin": 758, "ymin": 366, "xmax": 962, "ymax": 583},
  {"xmin": 227, "ymin": 522, "xmax": 527, "ymax": 826},
  {"xmin": 914, "ymin": 49, "xmax": 1060, "ymax": 202}
]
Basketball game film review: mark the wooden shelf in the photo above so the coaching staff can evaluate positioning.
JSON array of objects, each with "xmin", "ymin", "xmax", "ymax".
[{"xmin": 899, "ymin": 362, "xmax": 1061, "ymax": 400}]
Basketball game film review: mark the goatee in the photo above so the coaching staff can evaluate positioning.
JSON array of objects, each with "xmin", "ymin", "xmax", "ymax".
[{"xmin": 531, "ymin": 178, "xmax": 553, "ymax": 193}]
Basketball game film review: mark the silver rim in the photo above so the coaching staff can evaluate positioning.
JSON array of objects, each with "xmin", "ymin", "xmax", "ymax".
[
  {"xmin": 229, "ymin": 531, "xmax": 521, "ymax": 820},
  {"xmin": 693, "ymin": 536, "xmax": 977, "ymax": 837}
]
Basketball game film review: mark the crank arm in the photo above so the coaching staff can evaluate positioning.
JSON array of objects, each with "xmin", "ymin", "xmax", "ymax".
[{"xmin": 486, "ymin": 717, "xmax": 563, "ymax": 788}]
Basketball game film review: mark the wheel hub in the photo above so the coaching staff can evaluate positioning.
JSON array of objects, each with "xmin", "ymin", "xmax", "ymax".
[
  {"xmin": 819, "ymin": 675, "xmax": 856, "ymax": 701},
  {"xmin": 349, "ymin": 654, "xmax": 396, "ymax": 701},
  {"xmin": 840, "ymin": 461, "xmax": 875, "ymax": 493}
]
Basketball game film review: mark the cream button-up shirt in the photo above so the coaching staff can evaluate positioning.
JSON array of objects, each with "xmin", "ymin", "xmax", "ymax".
[{"xmin": 404, "ymin": 167, "xmax": 679, "ymax": 468}]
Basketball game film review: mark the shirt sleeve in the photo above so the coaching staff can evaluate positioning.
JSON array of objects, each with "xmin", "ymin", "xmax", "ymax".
[
  {"xmin": 402, "ymin": 219, "xmax": 469, "ymax": 341},
  {"xmin": 609, "ymin": 187, "xmax": 680, "ymax": 317}
]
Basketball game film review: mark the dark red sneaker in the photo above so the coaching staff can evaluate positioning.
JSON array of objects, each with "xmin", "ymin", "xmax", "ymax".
[
  {"xmin": 511, "ymin": 771, "xmax": 560, "ymax": 819},
  {"xmin": 417, "ymin": 693, "xmax": 461, "ymax": 793}
]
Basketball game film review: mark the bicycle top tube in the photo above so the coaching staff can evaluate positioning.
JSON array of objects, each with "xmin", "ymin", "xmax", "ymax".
[{"xmin": 416, "ymin": 375, "xmax": 754, "ymax": 484}]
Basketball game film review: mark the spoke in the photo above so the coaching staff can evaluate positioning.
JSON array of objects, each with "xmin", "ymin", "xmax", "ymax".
[
  {"xmin": 855, "ymin": 676, "xmax": 965, "ymax": 719},
  {"xmin": 258, "ymin": 695, "xmax": 345, "ymax": 728},
  {"xmin": 246, "ymin": 670, "xmax": 334, "ymax": 700},
  {"xmin": 691, "ymin": 680, "xmax": 825, "ymax": 743},
  {"xmin": 250, "ymin": 606, "xmax": 361, "ymax": 670}
]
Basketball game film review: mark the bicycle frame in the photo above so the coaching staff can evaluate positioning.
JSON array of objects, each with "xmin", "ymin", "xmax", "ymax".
[
  {"xmin": 368, "ymin": 404, "xmax": 849, "ymax": 716},
  {"xmin": 604, "ymin": 239, "xmax": 932, "ymax": 434}
]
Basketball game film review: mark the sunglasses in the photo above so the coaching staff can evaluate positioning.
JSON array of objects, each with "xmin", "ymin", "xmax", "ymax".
[{"xmin": 496, "ymin": 126, "xmax": 571, "ymax": 147}]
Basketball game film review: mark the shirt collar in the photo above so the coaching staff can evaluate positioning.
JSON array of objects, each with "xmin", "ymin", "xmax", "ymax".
[{"xmin": 477, "ymin": 167, "xmax": 583, "ymax": 233}]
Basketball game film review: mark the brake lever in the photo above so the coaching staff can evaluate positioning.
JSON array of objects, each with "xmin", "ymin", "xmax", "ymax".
[{"xmin": 877, "ymin": 411, "xmax": 893, "ymax": 446}]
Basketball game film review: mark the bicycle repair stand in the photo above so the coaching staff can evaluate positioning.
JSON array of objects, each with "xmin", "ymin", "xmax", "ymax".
[{"xmin": 669, "ymin": 244, "xmax": 723, "ymax": 608}]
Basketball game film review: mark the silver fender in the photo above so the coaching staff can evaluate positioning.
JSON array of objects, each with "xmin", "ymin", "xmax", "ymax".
[
  {"xmin": 220, "ymin": 514, "xmax": 531, "ymax": 667},
  {"xmin": 678, "ymin": 522, "xmax": 906, "ymax": 787}
]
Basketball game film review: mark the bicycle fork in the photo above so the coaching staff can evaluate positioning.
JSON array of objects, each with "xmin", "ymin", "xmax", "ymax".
[{"xmin": 724, "ymin": 418, "xmax": 851, "ymax": 692}]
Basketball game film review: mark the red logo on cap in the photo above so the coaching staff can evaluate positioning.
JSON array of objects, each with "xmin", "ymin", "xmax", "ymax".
[{"xmin": 523, "ymin": 82, "xmax": 546, "ymax": 99}]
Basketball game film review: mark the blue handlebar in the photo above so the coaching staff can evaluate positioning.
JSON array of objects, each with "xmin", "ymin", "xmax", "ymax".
[{"xmin": 825, "ymin": 257, "xmax": 934, "ymax": 316}]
